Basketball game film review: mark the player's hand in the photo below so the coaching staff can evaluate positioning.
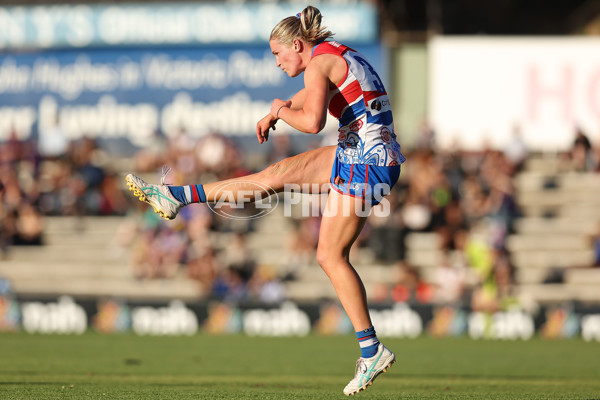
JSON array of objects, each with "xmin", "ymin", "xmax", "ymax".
[
  {"xmin": 256, "ymin": 114, "xmax": 277, "ymax": 144},
  {"xmin": 270, "ymin": 99, "xmax": 292, "ymax": 119}
]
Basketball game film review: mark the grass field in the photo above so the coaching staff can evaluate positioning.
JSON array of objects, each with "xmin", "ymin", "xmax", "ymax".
[{"xmin": 1, "ymin": 332, "xmax": 599, "ymax": 399}]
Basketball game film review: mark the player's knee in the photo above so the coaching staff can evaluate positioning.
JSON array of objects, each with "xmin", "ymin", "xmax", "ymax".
[
  {"xmin": 316, "ymin": 245, "xmax": 328, "ymax": 268},
  {"xmin": 316, "ymin": 244, "xmax": 345, "ymax": 272}
]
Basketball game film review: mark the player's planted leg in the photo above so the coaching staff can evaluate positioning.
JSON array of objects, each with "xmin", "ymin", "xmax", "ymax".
[
  {"xmin": 316, "ymin": 190, "xmax": 396, "ymax": 395},
  {"xmin": 343, "ymin": 343, "xmax": 396, "ymax": 396}
]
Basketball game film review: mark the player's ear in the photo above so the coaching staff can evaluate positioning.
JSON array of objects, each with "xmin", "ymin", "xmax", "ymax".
[{"xmin": 293, "ymin": 39, "xmax": 302, "ymax": 53}]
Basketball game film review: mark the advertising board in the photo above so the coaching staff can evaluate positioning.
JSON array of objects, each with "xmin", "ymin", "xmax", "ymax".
[
  {"xmin": 0, "ymin": 45, "xmax": 385, "ymax": 144},
  {"xmin": 429, "ymin": 37, "xmax": 600, "ymax": 151}
]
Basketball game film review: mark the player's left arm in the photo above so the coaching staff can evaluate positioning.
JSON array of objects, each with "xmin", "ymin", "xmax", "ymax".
[
  {"xmin": 288, "ymin": 88, "xmax": 307, "ymax": 110},
  {"xmin": 270, "ymin": 58, "xmax": 330, "ymax": 134}
]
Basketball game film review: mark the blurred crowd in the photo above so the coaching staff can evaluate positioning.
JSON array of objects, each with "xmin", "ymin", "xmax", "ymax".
[
  {"xmin": 115, "ymin": 128, "xmax": 288, "ymax": 303},
  {"xmin": 1, "ymin": 122, "xmax": 598, "ymax": 310},
  {"xmin": 0, "ymin": 125, "xmax": 129, "ymax": 256},
  {"xmin": 369, "ymin": 128, "xmax": 524, "ymax": 313}
]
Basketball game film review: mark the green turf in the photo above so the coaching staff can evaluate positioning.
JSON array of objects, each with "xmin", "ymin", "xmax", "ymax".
[{"xmin": 0, "ymin": 332, "xmax": 599, "ymax": 399}]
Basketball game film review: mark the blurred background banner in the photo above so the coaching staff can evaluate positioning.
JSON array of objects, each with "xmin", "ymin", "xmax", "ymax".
[
  {"xmin": 6, "ymin": 294, "xmax": 600, "ymax": 341},
  {"xmin": 0, "ymin": 3, "xmax": 377, "ymax": 49},
  {"xmin": 0, "ymin": 44, "xmax": 384, "ymax": 144},
  {"xmin": 429, "ymin": 37, "xmax": 600, "ymax": 152}
]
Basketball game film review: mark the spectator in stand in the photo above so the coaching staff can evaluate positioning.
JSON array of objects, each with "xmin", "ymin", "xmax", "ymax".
[
  {"xmin": 0, "ymin": 131, "xmax": 44, "ymax": 248},
  {"xmin": 503, "ymin": 125, "xmax": 528, "ymax": 174},
  {"xmin": 571, "ymin": 128, "xmax": 596, "ymax": 172},
  {"xmin": 282, "ymin": 216, "xmax": 320, "ymax": 280},
  {"xmin": 13, "ymin": 203, "xmax": 43, "ymax": 246},
  {"xmin": 211, "ymin": 267, "xmax": 248, "ymax": 302},
  {"xmin": 415, "ymin": 120, "xmax": 436, "ymax": 151},
  {"xmin": 463, "ymin": 221, "xmax": 517, "ymax": 312},
  {"xmin": 493, "ymin": 247, "xmax": 516, "ymax": 308},
  {"xmin": 37, "ymin": 115, "xmax": 68, "ymax": 161},
  {"xmin": 391, "ymin": 261, "xmax": 434, "ymax": 304},
  {"xmin": 98, "ymin": 174, "xmax": 129, "ymax": 216},
  {"xmin": 249, "ymin": 265, "xmax": 287, "ymax": 303},
  {"xmin": 186, "ymin": 244, "xmax": 218, "ymax": 293},
  {"xmin": 268, "ymin": 133, "xmax": 296, "ymax": 164},
  {"xmin": 590, "ymin": 221, "xmax": 600, "ymax": 268},
  {"xmin": 0, "ymin": 179, "xmax": 10, "ymax": 257},
  {"xmin": 433, "ymin": 250, "xmax": 467, "ymax": 305},
  {"xmin": 222, "ymin": 232, "xmax": 256, "ymax": 284},
  {"xmin": 133, "ymin": 130, "xmax": 168, "ymax": 173}
]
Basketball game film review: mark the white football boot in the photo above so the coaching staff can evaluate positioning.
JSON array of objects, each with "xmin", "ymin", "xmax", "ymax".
[
  {"xmin": 343, "ymin": 343, "xmax": 396, "ymax": 396},
  {"xmin": 125, "ymin": 170, "xmax": 184, "ymax": 220}
]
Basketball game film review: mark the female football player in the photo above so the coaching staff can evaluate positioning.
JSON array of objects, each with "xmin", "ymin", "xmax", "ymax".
[{"xmin": 126, "ymin": 5, "xmax": 405, "ymax": 395}]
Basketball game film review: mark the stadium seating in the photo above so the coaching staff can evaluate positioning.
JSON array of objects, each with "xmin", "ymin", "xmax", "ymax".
[
  {"xmin": 1, "ymin": 216, "xmax": 201, "ymax": 300},
  {"xmin": 2, "ymin": 154, "xmax": 600, "ymax": 307}
]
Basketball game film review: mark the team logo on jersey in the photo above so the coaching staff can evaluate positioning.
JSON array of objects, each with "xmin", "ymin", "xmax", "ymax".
[
  {"xmin": 380, "ymin": 127, "xmax": 392, "ymax": 143},
  {"xmin": 345, "ymin": 133, "xmax": 360, "ymax": 148},
  {"xmin": 349, "ymin": 120, "xmax": 363, "ymax": 132},
  {"xmin": 370, "ymin": 98, "xmax": 390, "ymax": 113}
]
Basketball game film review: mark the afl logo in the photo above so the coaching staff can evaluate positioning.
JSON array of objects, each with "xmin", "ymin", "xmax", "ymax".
[
  {"xmin": 371, "ymin": 100, "xmax": 382, "ymax": 111},
  {"xmin": 206, "ymin": 180, "xmax": 279, "ymax": 220}
]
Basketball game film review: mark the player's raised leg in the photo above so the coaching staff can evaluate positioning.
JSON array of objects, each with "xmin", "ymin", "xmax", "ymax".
[
  {"xmin": 202, "ymin": 144, "xmax": 335, "ymax": 201},
  {"xmin": 125, "ymin": 145, "xmax": 335, "ymax": 220}
]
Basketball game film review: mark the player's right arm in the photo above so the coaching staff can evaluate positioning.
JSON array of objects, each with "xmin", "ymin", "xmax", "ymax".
[
  {"xmin": 256, "ymin": 114, "xmax": 277, "ymax": 144},
  {"xmin": 256, "ymin": 88, "xmax": 307, "ymax": 144}
]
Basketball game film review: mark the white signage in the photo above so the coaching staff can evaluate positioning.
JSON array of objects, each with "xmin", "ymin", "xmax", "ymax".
[
  {"xmin": 370, "ymin": 303, "xmax": 423, "ymax": 338},
  {"xmin": 132, "ymin": 300, "xmax": 198, "ymax": 336},
  {"xmin": 429, "ymin": 37, "xmax": 600, "ymax": 151},
  {"xmin": 243, "ymin": 302, "xmax": 310, "ymax": 337},
  {"xmin": 581, "ymin": 314, "xmax": 600, "ymax": 342},
  {"xmin": 21, "ymin": 296, "xmax": 87, "ymax": 335},
  {"xmin": 468, "ymin": 309, "xmax": 534, "ymax": 340}
]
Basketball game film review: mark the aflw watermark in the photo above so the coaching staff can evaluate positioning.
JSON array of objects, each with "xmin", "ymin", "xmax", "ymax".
[
  {"xmin": 206, "ymin": 181, "xmax": 391, "ymax": 220},
  {"xmin": 283, "ymin": 183, "xmax": 391, "ymax": 218},
  {"xmin": 206, "ymin": 180, "xmax": 279, "ymax": 220}
]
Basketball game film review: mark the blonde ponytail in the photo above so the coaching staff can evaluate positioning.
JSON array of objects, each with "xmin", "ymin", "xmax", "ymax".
[{"xmin": 270, "ymin": 5, "xmax": 334, "ymax": 46}]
